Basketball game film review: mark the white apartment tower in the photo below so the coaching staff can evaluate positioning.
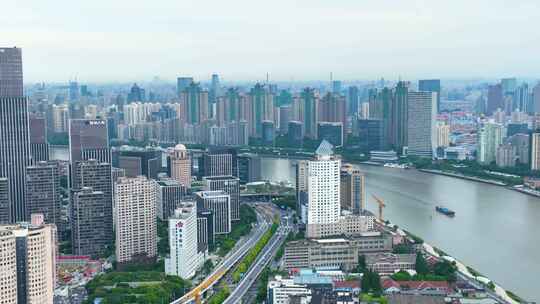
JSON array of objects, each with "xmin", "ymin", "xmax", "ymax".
[
  {"xmin": 115, "ymin": 176, "xmax": 157, "ymax": 264},
  {"xmin": 165, "ymin": 203, "xmax": 204, "ymax": 279},
  {"xmin": 531, "ymin": 133, "xmax": 540, "ymax": 170},
  {"xmin": 306, "ymin": 140, "xmax": 341, "ymax": 238}
]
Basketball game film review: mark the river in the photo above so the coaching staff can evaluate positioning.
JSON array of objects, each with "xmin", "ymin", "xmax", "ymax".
[{"xmin": 51, "ymin": 147, "xmax": 538, "ymax": 300}]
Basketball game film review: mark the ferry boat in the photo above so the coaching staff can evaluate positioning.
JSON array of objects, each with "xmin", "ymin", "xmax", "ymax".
[{"xmin": 436, "ymin": 206, "xmax": 455, "ymax": 217}]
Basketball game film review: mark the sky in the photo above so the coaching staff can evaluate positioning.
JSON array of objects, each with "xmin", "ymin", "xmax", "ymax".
[{"xmin": 3, "ymin": 0, "xmax": 540, "ymax": 83}]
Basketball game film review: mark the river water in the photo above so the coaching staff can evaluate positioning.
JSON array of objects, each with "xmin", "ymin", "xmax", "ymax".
[{"xmin": 51, "ymin": 147, "xmax": 538, "ymax": 300}]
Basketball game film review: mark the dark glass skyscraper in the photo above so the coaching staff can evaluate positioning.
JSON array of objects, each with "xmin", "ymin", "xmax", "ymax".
[
  {"xmin": 0, "ymin": 47, "xmax": 31, "ymax": 222},
  {"xmin": 418, "ymin": 79, "xmax": 441, "ymax": 113}
]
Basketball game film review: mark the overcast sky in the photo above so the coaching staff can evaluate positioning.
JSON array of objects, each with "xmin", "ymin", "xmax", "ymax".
[{"xmin": 4, "ymin": 0, "xmax": 540, "ymax": 83}]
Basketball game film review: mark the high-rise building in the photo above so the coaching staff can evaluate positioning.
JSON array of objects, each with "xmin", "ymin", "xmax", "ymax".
[
  {"xmin": 0, "ymin": 47, "xmax": 30, "ymax": 222},
  {"xmin": 113, "ymin": 146, "xmax": 161, "ymax": 179},
  {"xmin": 177, "ymin": 77, "xmax": 194, "ymax": 97},
  {"xmin": 25, "ymin": 161, "xmax": 62, "ymax": 233},
  {"xmin": 392, "ymin": 81, "xmax": 409, "ymax": 152},
  {"xmin": 262, "ymin": 120, "xmax": 275, "ymax": 145},
  {"xmin": 195, "ymin": 191, "xmax": 231, "ymax": 235},
  {"xmin": 418, "ymin": 79, "xmax": 441, "ymax": 112},
  {"xmin": 29, "ymin": 115, "xmax": 49, "ymax": 162},
  {"xmin": 532, "ymin": 83, "xmax": 540, "ymax": 114},
  {"xmin": 201, "ymin": 147, "xmax": 237, "ymax": 177},
  {"xmin": 71, "ymin": 160, "xmax": 113, "ymax": 256},
  {"xmin": 248, "ymin": 83, "xmax": 274, "ymax": 138},
  {"xmin": 306, "ymin": 141, "xmax": 341, "ymax": 238},
  {"xmin": 317, "ymin": 122, "xmax": 343, "ymax": 147},
  {"xmin": 203, "ymin": 176, "xmax": 240, "ymax": 221},
  {"xmin": 332, "ymin": 80, "xmax": 342, "ymax": 94},
  {"xmin": 369, "ymin": 87, "xmax": 393, "ymax": 150},
  {"xmin": 51, "ymin": 104, "xmax": 69, "ymax": 132},
  {"xmin": 407, "ymin": 91, "xmax": 437, "ymax": 158},
  {"xmin": 69, "ymin": 81, "xmax": 79, "ymax": 101},
  {"xmin": 506, "ymin": 134, "xmax": 529, "ymax": 165},
  {"xmin": 496, "ymin": 144, "xmax": 516, "ymax": 168},
  {"xmin": 477, "ymin": 122, "xmax": 504, "ymax": 164},
  {"xmin": 237, "ymin": 153, "xmax": 261, "ymax": 184},
  {"xmin": 487, "ymin": 84, "xmax": 504, "ymax": 115},
  {"xmin": 210, "ymin": 74, "xmax": 220, "ymax": 105},
  {"xmin": 347, "ymin": 86, "xmax": 359, "ymax": 115},
  {"xmin": 436, "ymin": 122, "xmax": 450, "ymax": 148},
  {"xmin": 115, "ymin": 176, "xmax": 157, "ymax": 265},
  {"xmin": 340, "ymin": 165, "xmax": 365, "ymax": 214},
  {"xmin": 288, "ymin": 121, "xmax": 303, "ymax": 147},
  {"xmin": 181, "ymin": 82, "xmax": 209, "ymax": 124},
  {"xmin": 319, "ymin": 93, "xmax": 347, "ymax": 137},
  {"xmin": 0, "ymin": 47, "xmax": 24, "ymax": 97},
  {"xmin": 531, "ymin": 133, "xmax": 540, "ymax": 171},
  {"xmin": 197, "ymin": 208, "xmax": 214, "ymax": 253},
  {"xmin": 0, "ymin": 178, "xmax": 9, "ymax": 224},
  {"xmin": 0, "ymin": 214, "xmax": 56, "ymax": 304},
  {"xmin": 299, "ymin": 88, "xmax": 318, "ymax": 139},
  {"xmin": 69, "ymin": 119, "xmax": 110, "ymax": 165},
  {"xmin": 127, "ymin": 83, "xmax": 145, "ymax": 102},
  {"xmin": 165, "ymin": 203, "xmax": 204, "ymax": 279},
  {"xmin": 501, "ymin": 78, "xmax": 517, "ymax": 95},
  {"xmin": 156, "ymin": 178, "xmax": 186, "ymax": 220},
  {"xmin": 356, "ymin": 119, "xmax": 384, "ymax": 151}
]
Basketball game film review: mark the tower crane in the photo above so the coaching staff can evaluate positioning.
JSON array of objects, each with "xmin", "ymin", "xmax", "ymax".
[{"xmin": 371, "ymin": 194, "xmax": 386, "ymax": 222}]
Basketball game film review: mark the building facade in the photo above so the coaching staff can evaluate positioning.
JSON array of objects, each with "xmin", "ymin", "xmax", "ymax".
[
  {"xmin": 203, "ymin": 175, "xmax": 240, "ymax": 221},
  {"xmin": 167, "ymin": 144, "xmax": 192, "ymax": 188},
  {"xmin": 25, "ymin": 161, "xmax": 62, "ymax": 233},
  {"xmin": 195, "ymin": 191, "xmax": 231, "ymax": 234},
  {"xmin": 407, "ymin": 91, "xmax": 437, "ymax": 158}
]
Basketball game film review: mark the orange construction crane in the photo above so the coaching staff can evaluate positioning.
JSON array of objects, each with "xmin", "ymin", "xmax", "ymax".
[{"xmin": 371, "ymin": 194, "xmax": 386, "ymax": 221}]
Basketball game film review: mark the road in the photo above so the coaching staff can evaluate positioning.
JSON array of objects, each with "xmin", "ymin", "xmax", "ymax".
[
  {"xmin": 223, "ymin": 207, "xmax": 292, "ymax": 304},
  {"xmin": 170, "ymin": 204, "xmax": 273, "ymax": 304}
]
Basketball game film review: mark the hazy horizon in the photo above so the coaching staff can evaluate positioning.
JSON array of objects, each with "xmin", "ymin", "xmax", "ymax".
[{"xmin": 5, "ymin": 0, "xmax": 540, "ymax": 83}]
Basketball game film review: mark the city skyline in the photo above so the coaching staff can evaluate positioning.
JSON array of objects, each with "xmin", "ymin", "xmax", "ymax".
[{"xmin": 4, "ymin": 0, "xmax": 540, "ymax": 82}]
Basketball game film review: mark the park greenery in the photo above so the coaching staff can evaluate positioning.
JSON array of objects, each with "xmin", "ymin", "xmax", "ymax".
[
  {"xmin": 232, "ymin": 222, "xmax": 279, "ymax": 283},
  {"xmin": 214, "ymin": 204, "xmax": 257, "ymax": 256},
  {"xmin": 84, "ymin": 271, "xmax": 190, "ymax": 304},
  {"xmin": 391, "ymin": 254, "xmax": 457, "ymax": 282},
  {"xmin": 157, "ymin": 219, "xmax": 169, "ymax": 256}
]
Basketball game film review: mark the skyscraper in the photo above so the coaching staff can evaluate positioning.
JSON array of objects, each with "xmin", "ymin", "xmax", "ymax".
[
  {"xmin": 0, "ymin": 46, "xmax": 31, "ymax": 222},
  {"xmin": 407, "ymin": 91, "xmax": 437, "ymax": 158},
  {"xmin": 29, "ymin": 115, "xmax": 49, "ymax": 162},
  {"xmin": 203, "ymin": 176, "xmax": 240, "ymax": 221},
  {"xmin": 0, "ymin": 215, "xmax": 57, "ymax": 304},
  {"xmin": 210, "ymin": 73, "xmax": 220, "ymax": 104},
  {"xmin": 392, "ymin": 81, "xmax": 409, "ymax": 153},
  {"xmin": 530, "ymin": 133, "xmax": 540, "ymax": 171},
  {"xmin": 340, "ymin": 165, "xmax": 365, "ymax": 214},
  {"xmin": 487, "ymin": 84, "xmax": 504, "ymax": 115},
  {"xmin": 115, "ymin": 176, "xmax": 157, "ymax": 265},
  {"xmin": 477, "ymin": 122, "xmax": 504, "ymax": 164},
  {"xmin": 306, "ymin": 140, "xmax": 341, "ymax": 238},
  {"xmin": 201, "ymin": 147, "xmax": 238, "ymax": 177},
  {"xmin": 248, "ymin": 83, "xmax": 274, "ymax": 138},
  {"xmin": 195, "ymin": 191, "xmax": 231, "ymax": 235},
  {"xmin": 69, "ymin": 119, "xmax": 110, "ymax": 165},
  {"xmin": 418, "ymin": 79, "xmax": 441, "ymax": 112},
  {"xmin": 25, "ymin": 161, "xmax": 62, "ymax": 233},
  {"xmin": 300, "ymin": 88, "xmax": 318, "ymax": 139},
  {"xmin": 0, "ymin": 178, "xmax": 9, "ymax": 224},
  {"xmin": 347, "ymin": 86, "xmax": 359, "ymax": 115},
  {"xmin": 156, "ymin": 178, "xmax": 186, "ymax": 220},
  {"xmin": 181, "ymin": 82, "xmax": 209, "ymax": 124},
  {"xmin": 177, "ymin": 77, "xmax": 194, "ymax": 97},
  {"xmin": 167, "ymin": 144, "xmax": 192, "ymax": 188}
]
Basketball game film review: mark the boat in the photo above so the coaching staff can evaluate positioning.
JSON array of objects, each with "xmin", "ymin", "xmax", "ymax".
[{"xmin": 436, "ymin": 206, "xmax": 455, "ymax": 217}]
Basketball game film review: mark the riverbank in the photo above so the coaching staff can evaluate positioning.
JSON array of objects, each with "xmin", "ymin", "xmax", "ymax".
[
  {"xmin": 418, "ymin": 169, "xmax": 508, "ymax": 186},
  {"xmin": 389, "ymin": 222, "xmax": 524, "ymax": 304}
]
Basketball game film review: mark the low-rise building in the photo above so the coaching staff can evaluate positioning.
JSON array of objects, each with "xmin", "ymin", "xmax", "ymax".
[
  {"xmin": 267, "ymin": 276, "xmax": 312, "ymax": 304},
  {"xmin": 284, "ymin": 233, "xmax": 392, "ymax": 271},
  {"xmin": 365, "ymin": 253, "xmax": 416, "ymax": 274}
]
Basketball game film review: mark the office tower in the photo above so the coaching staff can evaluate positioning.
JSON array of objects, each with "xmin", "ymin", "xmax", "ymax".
[
  {"xmin": 71, "ymin": 160, "xmax": 113, "ymax": 256},
  {"xmin": 203, "ymin": 176, "xmax": 240, "ymax": 221},
  {"xmin": 340, "ymin": 166, "xmax": 365, "ymax": 214},
  {"xmin": 477, "ymin": 123, "xmax": 504, "ymax": 164},
  {"xmin": 531, "ymin": 133, "xmax": 540, "ymax": 170},
  {"xmin": 195, "ymin": 191, "xmax": 231, "ymax": 234},
  {"xmin": 248, "ymin": 83, "xmax": 274, "ymax": 138},
  {"xmin": 279, "ymin": 105, "xmax": 291, "ymax": 134},
  {"xmin": 177, "ymin": 77, "xmax": 194, "ymax": 97},
  {"xmin": 115, "ymin": 176, "xmax": 157, "ymax": 265},
  {"xmin": 347, "ymin": 86, "xmax": 359, "ymax": 115},
  {"xmin": 514, "ymin": 83, "xmax": 529, "ymax": 112},
  {"xmin": 306, "ymin": 140, "xmax": 341, "ymax": 238},
  {"xmin": 165, "ymin": 203, "xmax": 203, "ymax": 279},
  {"xmin": 487, "ymin": 84, "xmax": 504, "ymax": 115},
  {"xmin": 202, "ymin": 147, "xmax": 237, "ymax": 177},
  {"xmin": 0, "ymin": 47, "xmax": 23, "ymax": 97},
  {"xmin": 317, "ymin": 122, "xmax": 343, "ymax": 147},
  {"xmin": 436, "ymin": 122, "xmax": 450, "ymax": 148},
  {"xmin": 0, "ymin": 215, "xmax": 57, "ymax": 304},
  {"xmin": 393, "ymin": 81, "xmax": 409, "ymax": 152},
  {"xmin": 262, "ymin": 120, "xmax": 275, "ymax": 145},
  {"xmin": 288, "ymin": 121, "xmax": 303, "ymax": 147},
  {"xmin": 407, "ymin": 91, "xmax": 437, "ymax": 158},
  {"xmin": 181, "ymin": 82, "xmax": 209, "ymax": 124},
  {"xmin": 167, "ymin": 144, "xmax": 192, "ymax": 188},
  {"xmin": 51, "ymin": 104, "xmax": 69, "ymax": 132},
  {"xmin": 319, "ymin": 93, "xmax": 347, "ymax": 137},
  {"xmin": 332, "ymin": 80, "xmax": 342, "ymax": 94},
  {"xmin": 237, "ymin": 153, "xmax": 261, "ymax": 184},
  {"xmin": 0, "ymin": 47, "xmax": 31, "ymax": 222},
  {"xmin": 501, "ymin": 78, "xmax": 517, "ymax": 95},
  {"xmin": 418, "ymin": 79, "xmax": 441, "ymax": 112},
  {"xmin": 532, "ymin": 83, "xmax": 540, "ymax": 114},
  {"xmin": 71, "ymin": 188, "xmax": 108, "ymax": 256},
  {"xmin": 69, "ymin": 81, "xmax": 79, "ymax": 101},
  {"xmin": 156, "ymin": 178, "xmax": 186, "ymax": 220},
  {"xmin": 84, "ymin": 104, "xmax": 98, "ymax": 119},
  {"xmin": 299, "ymin": 88, "xmax": 318, "ymax": 139},
  {"xmin": 507, "ymin": 134, "xmax": 529, "ymax": 165},
  {"xmin": 69, "ymin": 119, "xmax": 110, "ymax": 165},
  {"xmin": 25, "ymin": 161, "xmax": 62, "ymax": 232},
  {"xmin": 496, "ymin": 144, "xmax": 516, "ymax": 168},
  {"xmin": 356, "ymin": 119, "xmax": 384, "ymax": 151},
  {"xmin": 0, "ymin": 178, "xmax": 9, "ymax": 224},
  {"xmin": 197, "ymin": 209, "xmax": 214, "ymax": 253},
  {"xmin": 113, "ymin": 146, "xmax": 161, "ymax": 179},
  {"xmin": 29, "ymin": 115, "xmax": 49, "ymax": 162},
  {"xmin": 127, "ymin": 83, "xmax": 145, "ymax": 102},
  {"xmin": 369, "ymin": 87, "xmax": 393, "ymax": 150}
]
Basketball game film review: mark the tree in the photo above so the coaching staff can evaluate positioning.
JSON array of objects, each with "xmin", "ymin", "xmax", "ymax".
[
  {"xmin": 357, "ymin": 255, "xmax": 367, "ymax": 273},
  {"xmin": 415, "ymin": 253, "xmax": 429, "ymax": 275}
]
